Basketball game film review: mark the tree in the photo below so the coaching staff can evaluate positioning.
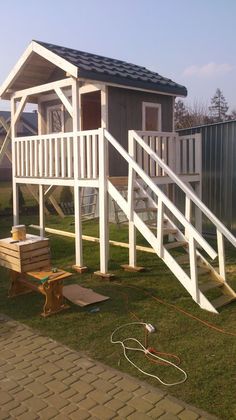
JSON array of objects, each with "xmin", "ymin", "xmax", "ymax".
[
  {"xmin": 228, "ymin": 109, "xmax": 236, "ymax": 121},
  {"xmin": 209, "ymin": 88, "xmax": 229, "ymax": 122},
  {"xmin": 174, "ymin": 99, "xmax": 211, "ymax": 129}
]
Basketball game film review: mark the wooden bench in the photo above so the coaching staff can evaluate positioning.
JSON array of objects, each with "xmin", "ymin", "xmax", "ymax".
[{"xmin": 9, "ymin": 269, "xmax": 72, "ymax": 317}]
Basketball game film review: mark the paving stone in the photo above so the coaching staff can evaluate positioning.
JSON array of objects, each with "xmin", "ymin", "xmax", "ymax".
[
  {"xmin": 41, "ymin": 363, "xmax": 61, "ymax": 375},
  {"xmin": 37, "ymin": 374, "xmax": 54, "ymax": 384},
  {"xmin": 115, "ymin": 378, "xmax": 140, "ymax": 392},
  {"xmin": 69, "ymin": 409, "xmax": 91, "ymax": 420},
  {"xmin": 18, "ymin": 411, "xmax": 39, "ymax": 420},
  {"xmin": 108, "ymin": 386, "xmax": 122, "ymax": 397},
  {"xmin": 0, "ymin": 378, "xmax": 19, "ymax": 392},
  {"xmin": 0, "ymin": 349, "xmax": 16, "ymax": 359},
  {"xmin": 45, "ymin": 394, "xmax": 70, "ymax": 410},
  {"xmin": 0, "ymin": 390, "xmax": 13, "ymax": 405},
  {"xmin": 115, "ymin": 389, "xmax": 133, "ymax": 402},
  {"xmin": 47, "ymin": 379, "xmax": 68, "ymax": 393},
  {"xmin": 79, "ymin": 397, "xmax": 98, "ymax": 410},
  {"xmin": 158, "ymin": 414, "xmax": 179, "ymax": 420},
  {"xmin": 29, "ymin": 369, "xmax": 45, "ymax": 379},
  {"xmin": 37, "ymin": 406, "xmax": 59, "ymax": 419},
  {"xmin": 55, "ymin": 359, "xmax": 75, "ymax": 370},
  {"xmin": 118, "ymin": 405, "xmax": 136, "ymax": 418},
  {"xmin": 19, "ymin": 377, "xmax": 35, "ymax": 387},
  {"xmin": 80, "ymin": 372, "xmax": 97, "ymax": 384},
  {"xmin": 54, "ymin": 370, "xmax": 71, "ymax": 381},
  {"xmin": 99, "ymin": 370, "xmax": 118, "ymax": 381},
  {"xmin": 158, "ymin": 398, "xmax": 184, "ymax": 415},
  {"xmin": 59, "ymin": 388, "xmax": 77, "ymax": 400},
  {"xmin": 92, "ymin": 378, "xmax": 115, "ymax": 393},
  {"xmin": 10, "ymin": 404, "xmax": 28, "ymax": 417},
  {"xmin": 1, "ymin": 399, "xmax": 20, "ymax": 412},
  {"xmin": 25, "ymin": 381, "xmax": 49, "ymax": 396},
  {"xmin": 72, "ymin": 380, "xmax": 94, "ymax": 395},
  {"xmin": 88, "ymin": 365, "xmax": 105, "ymax": 375},
  {"xmin": 134, "ymin": 387, "xmax": 148, "ymax": 397},
  {"xmin": 88, "ymin": 389, "xmax": 112, "ymax": 404},
  {"xmin": 14, "ymin": 389, "xmax": 33, "ymax": 403},
  {"xmin": 22, "ymin": 396, "xmax": 48, "ymax": 412},
  {"xmin": 60, "ymin": 403, "xmax": 78, "ymax": 416},
  {"xmin": 0, "ymin": 410, "xmax": 10, "ymax": 420},
  {"xmin": 128, "ymin": 396, "xmax": 154, "ymax": 413},
  {"xmin": 105, "ymin": 398, "xmax": 125, "ymax": 412},
  {"xmin": 128, "ymin": 413, "xmax": 153, "ymax": 420},
  {"xmin": 78, "ymin": 358, "xmax": 95, "ymax": 369},
  {"xmin": 90, "ymin": 404, "xmax": 116, "ymax": 419},
  {"xmin": 62, "ymin": 375, "xmax": 79, "ymax": 386},
  {"xmin": 70, "ymin": 393, "xmax": 86, "ymax": 404},
  {"xmin": 143, "ymin": 390, "xmax": 166, "ymax": 404},
  {"xmin": 147, "ymin": 405, "xmax": 166, "ymax": 418},
  {"xmin": 178, "ymin": 409, "xmax": 200, "ymax": 420}
]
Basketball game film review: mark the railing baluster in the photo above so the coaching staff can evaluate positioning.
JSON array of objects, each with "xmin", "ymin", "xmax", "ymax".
[
  {"xmin": 87, "ymin": 134, "xmax": 92, "ymax": 178},
  {"xmin": 185, "ymin": 196, "xmax": 191, "ymax": 239},
  {"xmin": 189, "ymin": 138, "xmax": 194, "ymax": 173},
  {"xmin": 182, "ymin": 139, "xmax": 187, "ymax": 174},
  {"xmin": 55, "ymin": 137, "xmax": 59, "ymax": 177},
  {"xmin": 67, "ymin": 136, "xmax": 72, "ymax": 178},
  {"xmin": 49, "ymin": 138, "xmax": 53, "ymax": 177},
  {"xmin": 92, "ymin": 134, "xmax": 97, "ymax": 178},
  {"xmin": 25, "ymin": 140, "xmax": 29, "ymax": 177},
  {"xmin": 30, "ymin": 140, "xmax": 33, "ymax": 177},
  {"xmin": 44, "ymin": 139, "xmax": 48, "ymax": 177},
  {"xmin": 189, "ymin": 235, "xmax": 199, "ymax": 303},
  {"xmin": 150, "ymin": 135, "xmax": 155, "ymax": 177},
  {"xmin": 128, "ymin": 131, "xmax": 136, "ymax": 267},
  {"xmin": 80, "ymin": 134, "xmax": 85, "ymax": 178},
  {"xmin": 34, "ymin": 139, "xmax": 38, "ymax": 177},
  {"xmin": 157, "ymin": 198, "xmax": 164, "ymax": 258},
  {"xmin": 61, "ymin": 137, "xmax": 65, "ymax": 178},
  {"xmin": 217, "ymin": 230, "xmax": 226, "ymax": 280}
]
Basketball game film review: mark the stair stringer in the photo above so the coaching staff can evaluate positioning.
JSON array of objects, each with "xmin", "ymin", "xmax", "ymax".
[
  {"xmin": 136, "ymin": 180, "xmax": 236, "ymax": 305},
  {"xmin": 108, "ymin": 180, "xmax": 218, "ymax": 314}
]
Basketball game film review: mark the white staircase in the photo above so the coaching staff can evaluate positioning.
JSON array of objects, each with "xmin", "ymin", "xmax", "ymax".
[{"xmin": 103, "ymin": 129, "xmax": 236, "ymax": 314}]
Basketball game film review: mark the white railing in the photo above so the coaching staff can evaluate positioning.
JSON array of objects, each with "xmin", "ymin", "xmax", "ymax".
[
  {"xmin": 13, "ymin": 130, "xmax": 100, "ymax": 179},
  {"xmin": 135, "ymin": 131, "xmax": 201, "ymax": 176},
  {"xmin": 130, "ymin": 130, "xmax": 236, "ymax": 279}
]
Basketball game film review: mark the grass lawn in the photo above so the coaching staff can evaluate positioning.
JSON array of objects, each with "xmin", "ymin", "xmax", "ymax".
[{"xmin": 0, "ymin": 214, "xmax": 236, "ymax": 419}]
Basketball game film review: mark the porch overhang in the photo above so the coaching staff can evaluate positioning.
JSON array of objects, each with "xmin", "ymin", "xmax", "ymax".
[{"xmin": 0, "ymin": 41, "xmax": 78, "ymax": 101}]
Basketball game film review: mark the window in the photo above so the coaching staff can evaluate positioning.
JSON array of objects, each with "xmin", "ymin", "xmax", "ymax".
[
  {"xmin": 142, "ymin": 102, "xmax": 162, "ymax": 131},
  {"xmin": 47, "ymin": 105, "xmax": 64, "ymax": 133}
]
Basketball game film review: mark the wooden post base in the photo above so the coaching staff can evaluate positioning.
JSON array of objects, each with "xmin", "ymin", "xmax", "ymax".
[
  {"xmin": 94, "ymin": 271, "xmax": 115, "ymax": 280},
  {"xmin": 121, "ymin": 264, "xmax": 146, "ymax": 272},
  {"xmin": 72, "ymin": 265, "xmax": 88, "ymax": 274}
]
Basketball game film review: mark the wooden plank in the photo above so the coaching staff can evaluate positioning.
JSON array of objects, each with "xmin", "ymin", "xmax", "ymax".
[
  {"xmin": 22, "ymin": 259, "xmax": 51, "ymax": 272},
  {"xmin": 21, "ymin": 247, "xmax": 50, "ymax": 260},
  {"xmin": 21, "ymin": 253, "xmax": 50, "ymax": 266},
  {"xmin": 0, "ymin": 253, "xmax": 21, "ymax": 268},
  {"xmin": 211, "ymin": 295, "xmax": 236, "ymax": 309},
  {"xmin": 0, "ymin": 258, "xmax": 20, "ymax": 272},
  {"xmin": 0, "ymin": 246, "xmax": 19, "ymax": 258}
]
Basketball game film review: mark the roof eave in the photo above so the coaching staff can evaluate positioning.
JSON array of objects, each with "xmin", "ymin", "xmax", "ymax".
[{"xmin": 78, "ymin": 69, "xmax": 187, "ymax": 97}]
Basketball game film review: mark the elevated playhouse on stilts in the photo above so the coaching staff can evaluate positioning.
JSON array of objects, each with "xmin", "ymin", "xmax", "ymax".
[{"xmin": 1, "ymin": 40, "xmax": 236, "ymax": 314}]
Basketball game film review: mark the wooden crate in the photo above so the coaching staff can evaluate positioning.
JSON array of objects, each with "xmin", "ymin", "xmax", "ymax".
[{"xmin": 0, "ymin": 234, "xmax": 50, "ymax": 273}]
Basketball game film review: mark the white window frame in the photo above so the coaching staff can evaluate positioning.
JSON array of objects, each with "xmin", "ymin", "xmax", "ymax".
[
  {"xmin": 47, "ymin": 104, "xmax": 65, "ymax": 133},
  {"xmin": 142, "ymin": 102, "xmax": 162, "ymax": 131}
]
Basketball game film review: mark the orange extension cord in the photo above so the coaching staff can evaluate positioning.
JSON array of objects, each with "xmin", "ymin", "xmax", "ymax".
[{"xmin": 118, "ymin": 282, "xmax": 236, "ymax": 337}]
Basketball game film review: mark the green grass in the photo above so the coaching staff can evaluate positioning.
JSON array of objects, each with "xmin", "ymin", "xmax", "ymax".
[{"xmin": 0, "ymin": 215, "xmax": 236, "ymax": 419}]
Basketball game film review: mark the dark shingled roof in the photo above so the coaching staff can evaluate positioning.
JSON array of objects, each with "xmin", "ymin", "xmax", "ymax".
[{"xmin": 35, "ymin": 41, "xmax": 187, "ymax": 97}]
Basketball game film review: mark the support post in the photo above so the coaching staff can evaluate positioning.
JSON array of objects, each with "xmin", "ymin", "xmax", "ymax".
[
  {"xmin": 217, "ymin": 230, "xmax": 226, "ymax": 280},
  {"xmin": 39, "ymin": 184, "xmax": 45, "ymax": 237},
  {"xmin": 11, "ymin": 97, "xmax": 19, "ymax": 226},
  {"xmin": 189, "ymin": 235, "xmax": 199, "ymax": 303},
  {"xmin": 72, "ymin": 78, "xmax": 87, "ymax": 273},
  {"xmin": 94, "ymin": 128, "xmax": 112, "ymax": 278}
]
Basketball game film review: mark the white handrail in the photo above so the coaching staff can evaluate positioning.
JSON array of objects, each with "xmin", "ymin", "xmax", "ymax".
[
  {"xmin": 104, "ymin": 129, "xmax": 217, "ymax": 259},
  {"xmin": 131, "ymin": 130, "xmax": 236, "ymax": 248}
]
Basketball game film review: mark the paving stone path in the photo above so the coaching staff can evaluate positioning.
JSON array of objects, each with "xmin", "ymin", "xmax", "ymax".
[{"xmin": 0, "ymin": 314, "xmax": 217, "ymax": 420}]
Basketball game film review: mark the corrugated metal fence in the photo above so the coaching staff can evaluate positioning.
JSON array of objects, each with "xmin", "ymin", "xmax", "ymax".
[{"xmin": 178, "ymin": 120, "xmax": 236, "ymax": 234}]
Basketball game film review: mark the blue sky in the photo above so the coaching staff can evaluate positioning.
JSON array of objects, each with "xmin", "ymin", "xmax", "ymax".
[{"xmin": 0, "ymin": 0, "xmax": 235, "ymax": 111}]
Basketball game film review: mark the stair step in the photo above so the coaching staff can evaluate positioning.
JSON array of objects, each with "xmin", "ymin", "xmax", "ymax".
[
  {"xmin": 211, "ymin": 295, "xmax": 236, "ymax": 309},
  {"xmin": 135, "ymin": 207, "xmax": 157, "ymax": 213},
  {"xmin": 134, "ymin": 196, "xmax": 148, "ymax": 201},
  {"xmin": 146, "ymin": 219, "xmax": 168, "ymax": 229},
  {"xmin": 199, "ymin": 280, "xmax": 223, "ymax": 293},
  {"xmin": 165, "ymin": 241, "xmax": 188, "ymax": 250}
]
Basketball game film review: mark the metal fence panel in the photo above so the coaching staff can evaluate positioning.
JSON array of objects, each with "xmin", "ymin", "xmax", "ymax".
[{"xmin": 178, "ymin": 120, "xmax": 236, "ymax": 234}]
